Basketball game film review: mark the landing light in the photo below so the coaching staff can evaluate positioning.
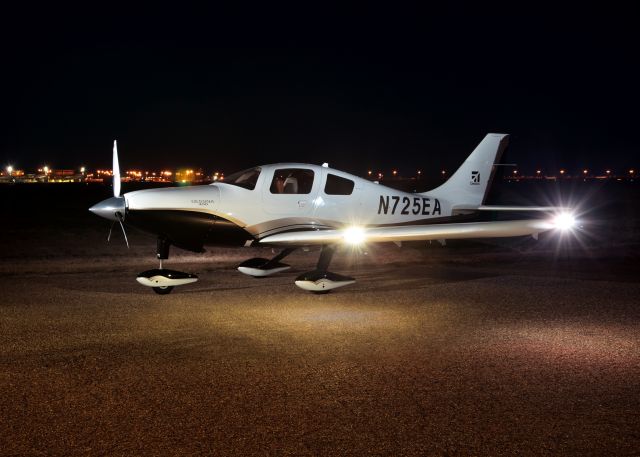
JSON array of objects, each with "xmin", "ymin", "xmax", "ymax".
[
  {"xmin": 343, "ymin": 227, "xmax": 366, "ymax": 245},
  {"xmin": 553, "ymin": 212, "xmax": 576, "ymax": 231}
]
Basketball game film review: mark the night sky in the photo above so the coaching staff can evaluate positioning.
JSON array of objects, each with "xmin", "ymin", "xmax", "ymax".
[{"xmin": 2, "ymin": 5, "xmax": 638, "ymax": 176}]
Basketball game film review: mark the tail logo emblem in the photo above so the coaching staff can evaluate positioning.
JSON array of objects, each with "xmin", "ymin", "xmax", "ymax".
[{"xmin": 471, "ymin": 171, "xmax": 480, "ymax": 185}]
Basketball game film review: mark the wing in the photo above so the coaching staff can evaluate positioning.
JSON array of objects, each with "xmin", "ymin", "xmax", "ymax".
[
  {"xmin": 453, "ymin": 204, "xmax": 571, "ymax": 213},
  {"xmin": 259, "ymin": 219, "xmax": 556, "ymax": 246}
]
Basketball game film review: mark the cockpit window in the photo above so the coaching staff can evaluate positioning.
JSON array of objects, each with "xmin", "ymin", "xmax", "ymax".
[
  {"xmin": 270, "ymin": 168, "xmax": 314, "ymax": 194},
  {"xmin": 224, "ymin": 167, "xmax": 261, "ymax": 190}
]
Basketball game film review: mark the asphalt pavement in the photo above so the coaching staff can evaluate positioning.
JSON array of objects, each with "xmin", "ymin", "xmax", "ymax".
[{"xmin": 1, "ymin": 243, "xmax": 639, "ymax": 456}]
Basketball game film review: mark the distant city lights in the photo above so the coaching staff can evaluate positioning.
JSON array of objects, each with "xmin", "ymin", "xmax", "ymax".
[{"xmin": 1, "ymin": 164, "xmax": 638, "ymax": 185}]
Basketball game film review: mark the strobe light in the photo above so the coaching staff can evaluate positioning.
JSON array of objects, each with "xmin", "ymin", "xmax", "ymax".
[{"xmin": 552, "ymin": 212, "xmax": 576, "ymax": 231}]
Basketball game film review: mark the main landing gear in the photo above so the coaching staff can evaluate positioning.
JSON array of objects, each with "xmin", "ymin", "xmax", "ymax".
[
  {"xmin": 136, "ymin": 238, "xmax": 198, "ymax": 295},
  {"xmin": 238, "ymin": 245, "xmax": 355, "ymax": 293},
  {"xmin": 294, "ymin": 245, "xmax": 355, "ymax": 293},
  {"xmin": 237, "ymin": 247, "xmax": 296, "ymax": 277}
]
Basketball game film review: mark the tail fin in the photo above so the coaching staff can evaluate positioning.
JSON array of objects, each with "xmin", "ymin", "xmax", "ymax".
[{"xmin": 428, "ymin": 133, "xmax": 509, "ymax": 207}]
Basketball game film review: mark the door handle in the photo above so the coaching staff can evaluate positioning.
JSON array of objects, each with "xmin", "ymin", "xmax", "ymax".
[{"xmin": 298, "ymin": 200, "xmax": 307, "ymax": 207}]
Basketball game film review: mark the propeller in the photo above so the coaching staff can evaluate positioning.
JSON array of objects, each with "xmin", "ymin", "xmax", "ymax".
[
  {"xmin": 113, "ymin": 140, "xmax": 121, "ymax": 197},
  {"xmin": 106, "ymin": 139, "xmax": 128, "ymax": 248},
  {"xmin": 107, "ymin": 213, "xmax": 129, "ymax": 248}
]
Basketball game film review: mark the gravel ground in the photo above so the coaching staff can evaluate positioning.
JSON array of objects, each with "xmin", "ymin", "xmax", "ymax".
[{"xmin": 1, "ymin": 239, "xmax": 639, "ymax": 456}]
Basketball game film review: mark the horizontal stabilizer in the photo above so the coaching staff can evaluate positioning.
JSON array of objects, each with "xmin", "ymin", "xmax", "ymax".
[{"xmin": 260, "ymin": 219, "xmax": 555, "ymax": 246}]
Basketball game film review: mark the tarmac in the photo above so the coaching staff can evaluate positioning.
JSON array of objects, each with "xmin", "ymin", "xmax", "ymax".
[{"xmin": 1, "ymin": 234, "xmax": 639, "ymax": 456}]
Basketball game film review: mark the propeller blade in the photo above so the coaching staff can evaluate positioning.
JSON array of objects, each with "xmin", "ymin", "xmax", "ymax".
[
  {"xmin": 113, "ymin": 140, "xmax": 121, "ymax": 197},
  {"xmin": 117, "ymin": 215, "xmax": 129, "ymax": 249},
  {"xmin": 107, "ymin": 221, "xmax": 115, "ymax": 242}
]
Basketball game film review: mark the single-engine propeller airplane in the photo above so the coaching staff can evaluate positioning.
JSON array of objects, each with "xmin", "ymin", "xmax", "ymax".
[{"xmin": 89, "ymin": 133, "xmax": 576, "ymax": 294}]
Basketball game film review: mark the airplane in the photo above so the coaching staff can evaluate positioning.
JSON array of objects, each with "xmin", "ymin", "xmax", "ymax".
[{"xmin": 89, "ymin": 133, "xmax": 576, "ymax": 294}]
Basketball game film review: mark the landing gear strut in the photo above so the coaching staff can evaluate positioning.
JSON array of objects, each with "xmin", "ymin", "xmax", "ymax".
[
  {"xmin": 295, "ymin": 245, "xmax": 355, "ymax": 293},
  {"xmin": 136, "ymin": 237, "xmax": 198, "ymax": 294}
]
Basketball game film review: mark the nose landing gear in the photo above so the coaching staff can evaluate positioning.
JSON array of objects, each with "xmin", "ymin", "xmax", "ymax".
[{"xmin": 136, "ymin": 238, "xmax": 198, "ymax": 294}]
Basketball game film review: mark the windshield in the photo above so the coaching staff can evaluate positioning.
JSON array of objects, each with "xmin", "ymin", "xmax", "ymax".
[{"xmin": 223, "ymin": 167, "xmax": 261, "ymax": 190}]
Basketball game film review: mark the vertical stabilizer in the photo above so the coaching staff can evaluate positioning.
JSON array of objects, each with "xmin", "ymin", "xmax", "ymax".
[{"xmin": 428, "ymin": 133, "xmax": 509, "ymax": 207}]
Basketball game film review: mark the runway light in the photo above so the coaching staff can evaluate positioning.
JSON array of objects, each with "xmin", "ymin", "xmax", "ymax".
[
  {"xmin": 343, "ymin": 226, "xmax": 366, "ymax": 245},
  {"xmin": 553, "ymin": 212, "xmax": 576, "ymax": 231},
  {"xmin": 6, "ymin": 165, "xmax": 12, "ymax": 175}
]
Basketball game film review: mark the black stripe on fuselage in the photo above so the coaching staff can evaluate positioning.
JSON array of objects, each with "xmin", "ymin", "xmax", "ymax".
[
  {"xmin": 255, "ymin": 223, "xmax": 334, "ymax": 239},
  {"xmin": 125, "ymin": 209, "xmax": 252, "ymax": 252}
]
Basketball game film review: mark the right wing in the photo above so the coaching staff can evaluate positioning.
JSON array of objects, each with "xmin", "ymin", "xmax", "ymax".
[{"xmin": 259, "ymin": 219, "xmax": 555, "ymax": 246}]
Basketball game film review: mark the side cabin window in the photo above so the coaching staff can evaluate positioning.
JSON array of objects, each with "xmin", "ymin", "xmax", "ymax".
[
  {"xmin": 324, "ymin": 174, "xmax": 354, "ymax": 195},
  {"xmin": 270, "ymin": 168, "xmax": 315, "ymax": 194}
]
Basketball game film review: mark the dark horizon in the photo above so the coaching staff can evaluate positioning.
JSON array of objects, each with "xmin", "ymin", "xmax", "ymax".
[{"xmin": 2, "ymin": 5, "xmax": 639, "ymax": 174}]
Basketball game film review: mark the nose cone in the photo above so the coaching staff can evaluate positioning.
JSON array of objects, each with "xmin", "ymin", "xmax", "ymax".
[{"xmin": 89, "ymin": 196, "xmax": 126, "ymax": 221}]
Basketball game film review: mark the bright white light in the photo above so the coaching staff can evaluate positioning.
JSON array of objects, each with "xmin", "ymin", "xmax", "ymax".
[
  {"xmin": 343, "ymin": 226, "xmax": 366, "ymax": 245},
  {"xmin": 553, "ymin": 212, "xmax": 576, "ymax": 231},
  {"xmin": 6, "ymin": 165, "xmax": 12, "ymax": 174}
]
